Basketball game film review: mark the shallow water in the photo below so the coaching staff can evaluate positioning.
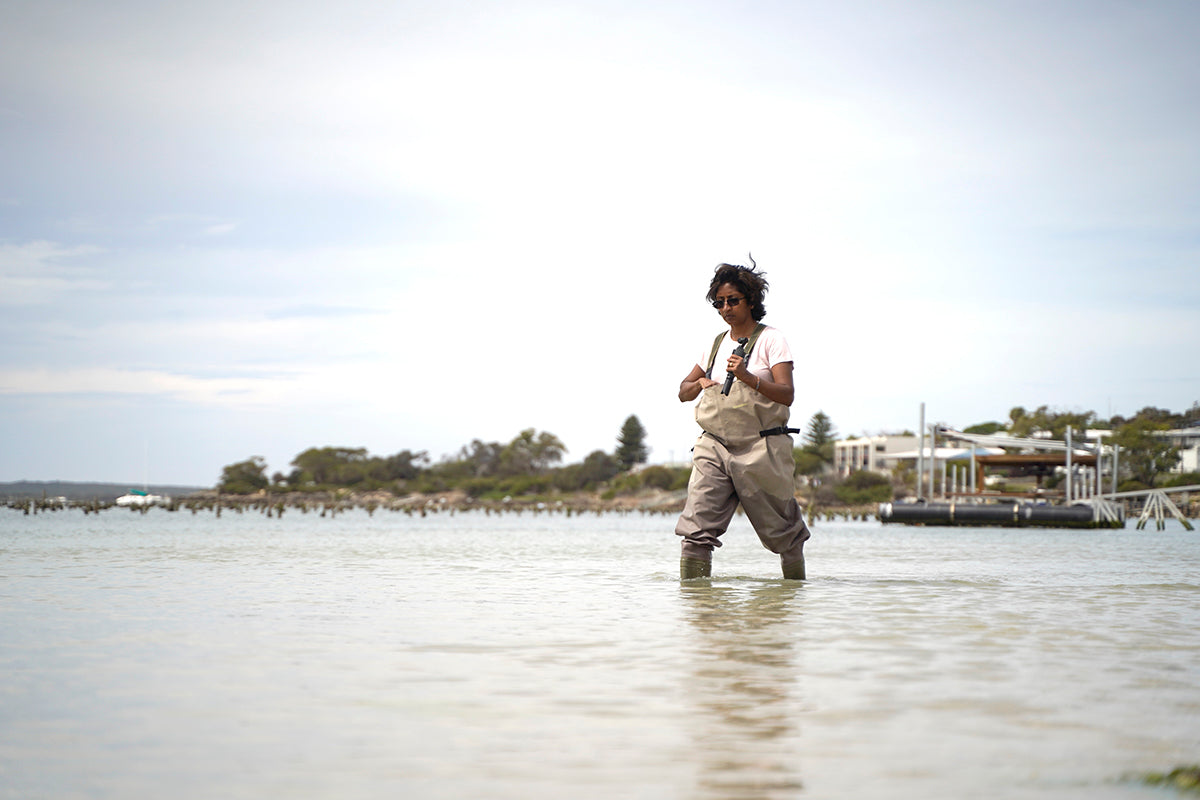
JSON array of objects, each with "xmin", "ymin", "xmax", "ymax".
[{"xmin": 2, "ymin": 508, "xmax": 1198, "ymax": 799}]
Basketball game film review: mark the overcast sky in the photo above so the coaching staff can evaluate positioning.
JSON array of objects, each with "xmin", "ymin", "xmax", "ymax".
[{"xmin": 2, "ymin": 0, "xmax": 1198, "ymax": 487}]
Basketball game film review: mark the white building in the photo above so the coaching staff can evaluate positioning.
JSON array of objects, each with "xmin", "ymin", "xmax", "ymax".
[
  {"xmin": 831, "ymin": 426, "xmax": 1199, "ymax": 479},
  {"xmin": 1159, "ymin": 427, "xmax": 1200, "ymax": 474},
  {"xmin": 833, "ymin": 435, "xmax": 919, "ymax": 476}
]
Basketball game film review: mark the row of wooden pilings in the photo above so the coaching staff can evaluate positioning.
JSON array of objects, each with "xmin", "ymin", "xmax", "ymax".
[{"xmin": 4, "ymin": 494, "xmax": 878, "ymax": 524}]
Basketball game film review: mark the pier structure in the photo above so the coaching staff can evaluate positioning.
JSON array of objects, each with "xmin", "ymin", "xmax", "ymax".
[
  {"xmin": 882, "ymin": 406, "xmax": 1197, "ymax": 529},
  {"xmin": 887, "ymin": 421, "xmax": 1127, "ymax": 528},
  {"xmin": 933, "ymin": 425, "xmax": 1114, "ymax": 502},
  {"xmin": 1108, "ymin": 485, "xmax": 1199, "ymax": 531},
  {"xmin": 907, "ymin": 423, "xmax": 1113, "ymax": 503}
]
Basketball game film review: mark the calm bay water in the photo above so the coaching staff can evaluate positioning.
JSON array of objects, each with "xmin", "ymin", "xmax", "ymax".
[{"xmin": 2, "ymin": 508, "xmax": 1198, "ymax": 799}]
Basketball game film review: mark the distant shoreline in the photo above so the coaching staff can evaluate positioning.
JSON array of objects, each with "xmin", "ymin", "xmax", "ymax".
[
  {"xmin": 0, "ymin": 485, "xmax": 893, "ymax": 523},
  {"xmin": 4, "ymin": 487, "xmax": 692, "ymax": 516},
  {"xmin": 5, "ymin": 481, "xmax": 1194, "ymax": 522},
  {"xmin": 0, "ymin": 480, "xmax": 207, "ymax": 503}
]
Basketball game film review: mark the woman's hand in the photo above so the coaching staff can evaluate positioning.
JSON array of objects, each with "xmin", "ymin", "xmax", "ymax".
[
  {"xmin": 726, "ymin": 353, "xmax": 751, "ymax": 383},
  {"xmin": 679, "ymin": 365, "xmax": 718, "ymax": 401}
]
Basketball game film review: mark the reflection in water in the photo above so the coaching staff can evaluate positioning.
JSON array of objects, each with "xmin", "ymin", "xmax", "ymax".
[{"xmin": 680, "ymin": 581, "xmax": 806, "ymax": 799}]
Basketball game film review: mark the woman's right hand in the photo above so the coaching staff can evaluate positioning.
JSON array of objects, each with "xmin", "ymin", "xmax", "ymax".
[{"xmin": 679, "ymin": 366, "xmax": 717, "ymax": 402}]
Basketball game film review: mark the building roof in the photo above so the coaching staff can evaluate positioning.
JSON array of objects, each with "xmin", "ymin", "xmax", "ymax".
[{"xmin": 877, "ymin": 446, "xmax": 1006, "ymax": 461}]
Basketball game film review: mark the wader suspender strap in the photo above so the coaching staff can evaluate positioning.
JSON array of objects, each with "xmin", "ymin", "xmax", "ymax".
[
  {"xmin": 759, "ymin": 426, "xmax": 802, "ymax": 437},
  {"xmin": 704, "ymin": 323, "xmax": 766, "ymax": 379}
]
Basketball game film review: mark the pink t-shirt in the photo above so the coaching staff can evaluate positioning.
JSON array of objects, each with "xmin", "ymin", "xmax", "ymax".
[{"xmin": 701, "ymin": 326, "xmax": 793, "ymax": 383}]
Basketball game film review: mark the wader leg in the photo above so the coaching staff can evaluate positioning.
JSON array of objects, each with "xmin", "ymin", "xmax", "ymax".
[
  {"xmin": 680, "ymin": 556, "xmax": 712, "ymax": 579},
  {"xmin": 675, "ymin": 437, "xmax": 739, "ymax": 567},
  {"xmin": 778, "ymin": 516, "xmax": 810, "ymax": 580},
  {"xmin": 781, "ymin": 552, "xmax": 806, "ymax": 580},
  {"xmin": 733, "ymin": 437, "xmax": 811, "ymax": 578}
]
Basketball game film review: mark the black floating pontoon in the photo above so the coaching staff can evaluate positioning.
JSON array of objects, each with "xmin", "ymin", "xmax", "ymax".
[{"xmin": 878, "ymin": 501, "xmax": 1124, "ymax": 529}]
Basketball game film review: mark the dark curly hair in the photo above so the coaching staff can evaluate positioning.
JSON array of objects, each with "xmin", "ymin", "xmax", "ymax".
[{"xmin": 706, "ymin": 256, "xmax": 769, "ymax": 321}]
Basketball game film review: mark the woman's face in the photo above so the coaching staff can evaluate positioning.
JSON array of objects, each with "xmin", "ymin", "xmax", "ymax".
[{"xmin": 713, "ymin": 282, "xmax": 752, "ymax": 327}]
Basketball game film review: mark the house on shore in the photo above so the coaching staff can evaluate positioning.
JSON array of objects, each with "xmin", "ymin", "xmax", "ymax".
[
  {"xmin": 1159, "ymin": 427, "xmax": 1200, "ymax": 474},
  {"xmin": 833, "ymin": 434, "xmax": 919, "ymax": 476}
]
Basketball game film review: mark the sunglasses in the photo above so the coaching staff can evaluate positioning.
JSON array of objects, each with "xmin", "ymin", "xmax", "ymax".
[{"xmin": 712, "ymin": 296, "xmax": 745, "ymax": 310}]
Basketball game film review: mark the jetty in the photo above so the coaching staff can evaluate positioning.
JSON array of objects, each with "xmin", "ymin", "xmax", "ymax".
[{"xmin": 878, "ymin": 418, "xmax": 1194, "ymax": 529}]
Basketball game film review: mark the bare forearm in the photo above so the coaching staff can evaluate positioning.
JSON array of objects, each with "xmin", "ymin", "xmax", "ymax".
[
  {"xmin": 744, "ymin": 372, "xmax": 794, "ymax": 406},
  {"xmin": 679, "ymin": 379, "xmax": 704, "ymax": 402},
  {"xmin": 731, "ymin": 363, "xmax": 794, "ymax": 406},
  {"xmin": 678, "ymin": 365, "xmax": 711, "ymax": 402}
]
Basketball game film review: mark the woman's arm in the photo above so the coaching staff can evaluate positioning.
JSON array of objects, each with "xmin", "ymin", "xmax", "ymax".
[
  {"xmin": 727, "ymin": 356, "xmax": 795, "ymax": 407},
  {"xmin": 762, "ymin": 361, "xmax": 796, "ymax": 407},
  {"xmin": 678, "ymin": 364, "xmax": 717, "ymax": 402}
]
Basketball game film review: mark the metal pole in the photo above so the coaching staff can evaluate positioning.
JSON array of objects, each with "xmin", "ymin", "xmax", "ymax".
[
  {"xmin": 928, "ymin": 424, "xmax": 937, "ymax": 501},
  {"xmin": 1065, "ymin": 425, "xmax": 1073, "ymax": 502},
  {"xmin": 1112, "ymin": 444, "xmax": 1120, "ymax": 500},
  {"xmin": 917, "ymin": 403, "xmax": 925, "ymax": 499}
]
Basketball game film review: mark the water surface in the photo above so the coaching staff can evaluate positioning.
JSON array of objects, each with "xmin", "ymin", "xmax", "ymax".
[{"xmin": 2, "ymin": 509, "xmax": 1198, "ymax": 798}]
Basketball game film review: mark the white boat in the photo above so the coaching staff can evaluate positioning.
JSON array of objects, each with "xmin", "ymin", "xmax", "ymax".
[{"xmin": 115, "ymin": 489, "xmax": 169, "ymax": 507}]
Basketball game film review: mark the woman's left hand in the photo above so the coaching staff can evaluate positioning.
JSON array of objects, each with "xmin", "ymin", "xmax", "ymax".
[{"xmin": 726, "ymin": 353, "xmax": 750, "ymax": 381}]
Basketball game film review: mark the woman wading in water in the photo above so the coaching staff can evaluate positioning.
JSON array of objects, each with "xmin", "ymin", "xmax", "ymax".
[{"xmin": 675, "ymin": 259, "xmax": 811, "ymax": 579}]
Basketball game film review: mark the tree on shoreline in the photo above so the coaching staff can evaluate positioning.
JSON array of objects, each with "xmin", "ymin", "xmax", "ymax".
[
  {"xmin": 498, "ymin": 429, "xmax": 565, "ymax": 476},
  {"xmin": 1002, "ymin": 404, "xmax": 1192, "ymax": 489},
  {"xmin": 212, "ymin": 401, "xmax": 1199, "ymax": 497},
  {"xmin": 1008, "ymin": 406, "xmax": 1095, "ymax": 439},
  {"xmin": 286, "ymin": 447, "xmax": 429, "ymax": 488},
  {"xmin": 800, "ymin": 411, "xmax": 836, "ymax": 464},
  {"xmin": 615, "ymin": 415, "xmax": 648, "ymax": 471},
  {"xmin": 218, "ymin": 457, "xmax": 269, "ymax": 494},
  {"xmin": 1113, "ymin": 418, "xmax": 1181, "ymax": 488},
  {"xmin": 802, "ymin": 411, "xmax": 836, "ymax": 451}
]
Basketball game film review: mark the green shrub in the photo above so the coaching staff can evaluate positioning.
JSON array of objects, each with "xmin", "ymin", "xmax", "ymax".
[
  {"xmin": 462, "ymin": 478, "xmax": 499, "ymax": 498},
  {"xmin": 834, "ymin": 471, "xmax": 893, "ymax": 505},
  {"xmin": 1163, "ymin": 472, "xmax": 1200, "ymax": 488},
  {"xmin": 670, "ymin": 468, "xmax": 692, "ymax": 491},
  {"xmin": 793, "ymin": 449, "xmax": 826, "ymax": 477},
  {"xmin": 639, "ymin": 465, "xmax": 675, "ymax": 490},
  {"xmin": 609, "ymin": 472, "xmax": 643, "ymax": 495}
]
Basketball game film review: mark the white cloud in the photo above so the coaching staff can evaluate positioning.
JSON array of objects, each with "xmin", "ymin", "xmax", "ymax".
[
  {"xmin": 0, "ymin": 366, "xmax": 278, "ymax": 403},
  {"xmin": 0, "ymin": 241, "xmax": 108, "ymax": 305},
  {"xmin": 2, "ymin": 1, "xmax": 1199, "ymax": 483}
]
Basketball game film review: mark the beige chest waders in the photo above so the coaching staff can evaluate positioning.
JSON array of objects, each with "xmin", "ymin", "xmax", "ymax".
[{"xmin": 676, "ymin": 324, "xmax": 810, "ymax": 578}]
